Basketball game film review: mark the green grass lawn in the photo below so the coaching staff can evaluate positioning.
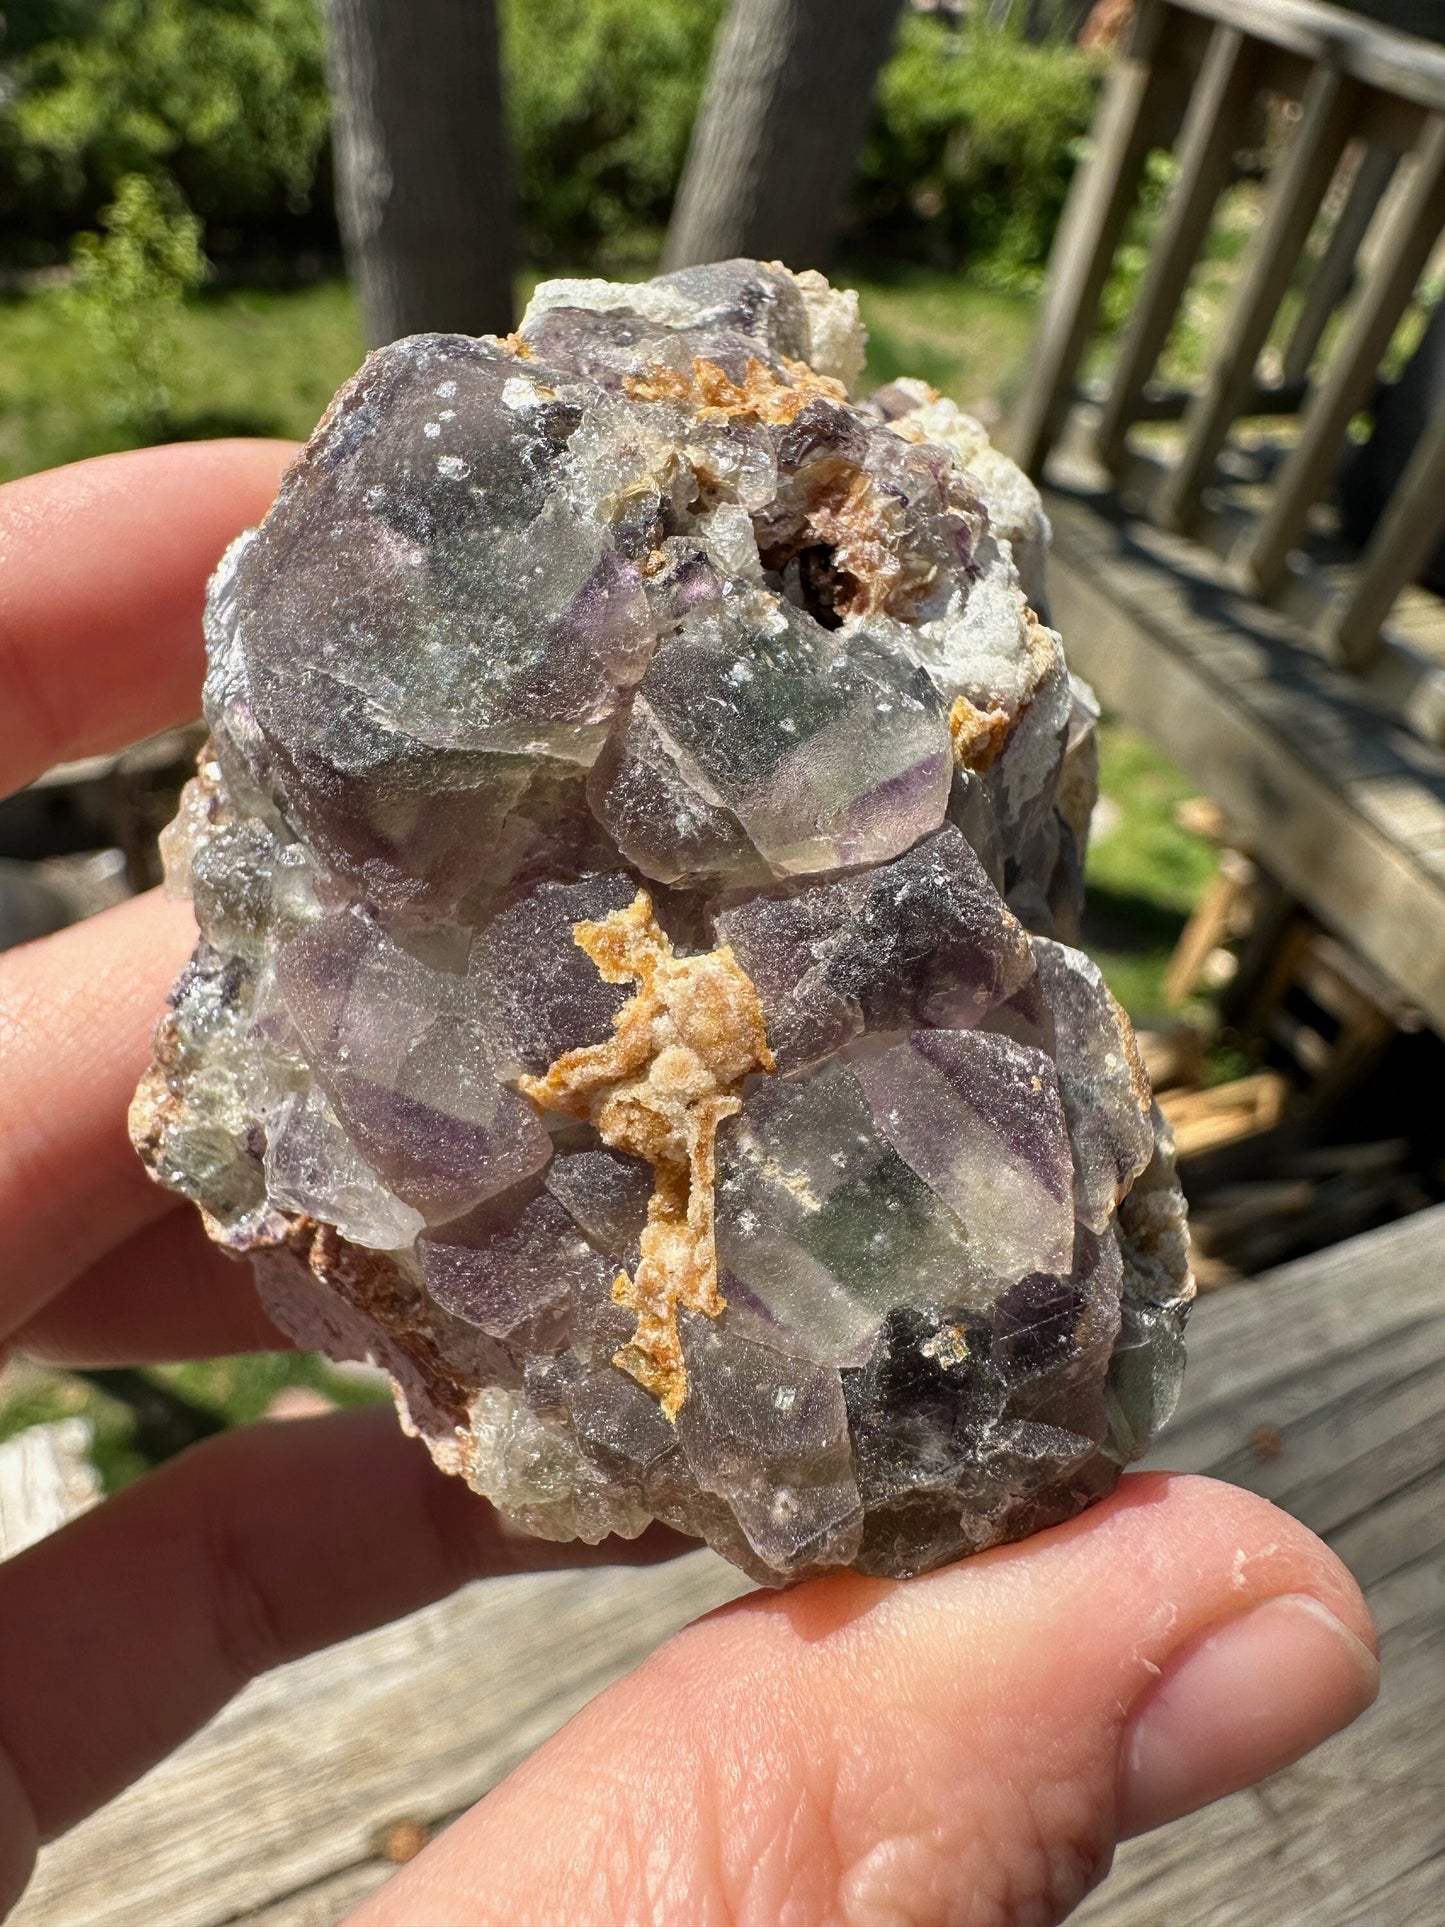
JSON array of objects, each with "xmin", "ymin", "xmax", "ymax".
[
  {"xmin": 0, "ymin": 263, "xmax": 1040, "ymax": 482},
  {"xmin": 0, "ymin": 1350, "xmax": 389, "ymax": 1492},
  {"xmin": 850, "ymin": 263, "xmax": 1038, "ymax": 413},
  {"xmin": 1086, "ymin": 720, "xmax": 1218, "ymax": 1022},
  {"xmin": 0, "ymin": 277, "xmax": 367, "ymax": 480},
  {"xmin": 0, "ymin": 265, "xmax": 1216, "ymax": 1482}
]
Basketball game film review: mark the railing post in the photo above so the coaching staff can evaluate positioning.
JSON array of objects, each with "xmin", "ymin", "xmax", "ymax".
[
  {"xmin": 1326, "ymin": 400, "xmax": 1445, "ymax": 669},
  {"xmin": 1280, "ymin": 140, "xmax": 1399, "ymax": 386},
  {"xmin": 1244, "ymin": 113, "xmax": 1445, "ymax": 598},
  {"xmin": 1095, "ymin": 22, "xmax": 1258, "ymax": 473},
  {"xmin": 1156, "ymin": 62, "xmax": 1357, "ymax": 532},
  {"xmin": 1010, "ymin": 0, "xmax": 1173, "ymax": 477}
]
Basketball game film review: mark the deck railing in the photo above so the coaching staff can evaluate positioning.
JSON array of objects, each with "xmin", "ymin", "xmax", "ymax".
[{"xmin": 1015, "ymin": 0, "xmax": 1445, "ymax": 684}]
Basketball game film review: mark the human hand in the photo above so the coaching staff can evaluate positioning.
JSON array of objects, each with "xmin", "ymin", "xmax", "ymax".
[{"xmin": 0, "ymin": 446, "xmax": 1378, "ymax": 1926}]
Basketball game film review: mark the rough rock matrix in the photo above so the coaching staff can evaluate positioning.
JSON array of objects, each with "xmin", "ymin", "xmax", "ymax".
[{"xmin": 132, "ymin": 261, "xmax": 1192, "ymax": 1585}]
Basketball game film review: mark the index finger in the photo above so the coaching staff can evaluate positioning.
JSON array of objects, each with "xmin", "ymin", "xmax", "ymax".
[{"xmin": 0, "ymin": 438, "xmax": 297, "ymax": 797}]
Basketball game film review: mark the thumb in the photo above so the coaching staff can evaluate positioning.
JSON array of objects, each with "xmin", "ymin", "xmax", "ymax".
[{"xmin": 351, "ymin": 1472, "xmax": 1377, "ymax": 1927}]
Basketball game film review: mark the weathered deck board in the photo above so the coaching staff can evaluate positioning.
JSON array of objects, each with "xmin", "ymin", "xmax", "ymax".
[
  {"xmin": 243, "ymin": 1865, "xmax": 391, "ymax": 1927},
  {"xmin": 9, "ymin": 1204, "xmax": 1445, "ymax": 1927},
  {"xmin": 7, "ymin": 1555, "xmax": 750, "ymax": 1927},
  {"xmin": 0, "ymin": 1420, "xmax": 96, "ymax": 1562},
  {"xmin": 1045, "ymin": 485, "xmax": 1445, "ymax": 1033},
  {"xmin": 1075, "ymin": 1202, "xmax": 1445, "ymax": 1926}
]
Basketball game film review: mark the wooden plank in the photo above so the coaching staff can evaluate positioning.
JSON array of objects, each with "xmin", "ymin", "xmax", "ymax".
[
  {"xmin": 1045, "ymin": 487, "xmax": 1445, "ymax": 1032},
  {"xmin": 1081, "ymin": 1776, "xmax": 1445, "ymax": 1927},
  {"xmin": 1157, "ymin": 62, "xmax": 1358, "ymax": 531},
  {"xmin": 1067, "ymin": 430, "xmax": 1445, "ymax": 748},
  {"xmin": 1010, "ymin": 0, "xmax": 1180, "ymax": 476},
  {"xmin": 1331, "ymin": 1852, "xmax": 1445, "ymax": 1927},
  {"xmin": 1220, "ymin": 1357, "xmax": 1445, "ymax": 1537},
  {"xmin": 1158, "ymin": 1070, "xmax": 1289, "ymax": 1156},
  {"xmin": 8, "ymin": 1553, "xmax": 749, "ymax": 1927},
  {"xmin": 1328, "ymin": 400, "xmax": 1445, "ymax": 668},
  {"xmin": 0, "ymin": 1420, "xmax": 98, "ymax": 1562},
  {"xmin": 240, "ymin": 1864, "xmax": 390, "ymax": 1927},
  {"xmin": 1094, "ymin": 23, "xmax": 1260, "ymax": 471},
  {"xmin": 1075, "ymin": 1203, "xmax": 1445, "ymax": 1926},
  {"xmin": 1325, "ymin": 1459, "xmax": 1445, "ymax": 1591},
  {"xmin": 1094, "ymin": 375, "xmax": 1307, "ymax": 424},
  {"xmin": 1366, "ymin": 1550, "xmax": 1445, "ymax": 1649},
  {"xmin": 1259, "ymin": 559, "xmax": 1445, "ymax": 746},
  {"xmin": 1155, "ymin": 1208, "xmax": 1445, "ymax": 1445},
  {"xmin": 1168, "ymin": 1307, "xmax": 1445, "ymax": 1472},
  {"xmin": 1383, "ymin": 580, "xmax": 1445, "ymax": 643},
  {"xmin": 1165, "ymin": 0, "xmax": 1445, "ymax": 118},
  {"xmin": 1245, "ymin": 114, "xmax": 1445, "ymax": 596},
  {"xmin": 1351, "ymin": 769, "xmax": 1445, "ymax": 848},
  {"xmin": 1162, "ymin": 850, "xmax": 1256, "ymax": 1002}
]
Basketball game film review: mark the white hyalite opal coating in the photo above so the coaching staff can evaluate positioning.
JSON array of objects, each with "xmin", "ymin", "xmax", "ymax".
[{"xmin": 132, "ymin": 261, "xmax": 1192, "ymax": 1585}]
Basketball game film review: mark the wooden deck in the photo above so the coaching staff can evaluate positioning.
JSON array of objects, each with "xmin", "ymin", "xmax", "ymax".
[
  {"xmin": 1077, "ymin": 1201, "xmax": 1445, "ymax": 1925},
  {"xmin": 1045, "ymin": 481, "xmax": 1445, "ymax": 1036},
  {"xmin": 1011, "ymin": 0, "xmax": 1445, "ymax": 1040},
  {"xmin": 9, "ymin": 1202, "xmax": 1445, "ymax": 1927}
]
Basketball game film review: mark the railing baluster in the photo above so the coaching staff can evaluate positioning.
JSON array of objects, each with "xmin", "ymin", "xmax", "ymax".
[
  {"xmin": 1326, "ymin": 400, "xmax": 1445, "ymax": 669},
  {"xmin": 1280, "ymin": 139, "xmax": 1399, "ymax": 386},
  {"xmin": 1244, "ymin": 113, "xmax": 1445, "ymax": 598},
  {"xmin": 1011, "ymin": 0, "xmax": 1176, "ymax": 477},
  {"xmin": 1095, "ymin": 23, "xmax": 1258, "ymax": 472},
  {"xmin": 1157, "ymin": 62, "xmax": 1357, "ymax": 532}
]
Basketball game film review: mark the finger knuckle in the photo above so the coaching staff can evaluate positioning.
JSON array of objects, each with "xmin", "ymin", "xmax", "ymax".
[{"xmin": 827, "ymin": 1759, "xmax": 1111, "ymax": 1927}]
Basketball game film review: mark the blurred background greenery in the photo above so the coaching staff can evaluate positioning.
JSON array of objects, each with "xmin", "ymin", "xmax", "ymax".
[
  {"xmin": 0, "ymin": 0, "xmax": 1103, "ymax": 459},
  {"xmin": 0, "ymin": 1, "xmax": 1097, "ymax": 281}
]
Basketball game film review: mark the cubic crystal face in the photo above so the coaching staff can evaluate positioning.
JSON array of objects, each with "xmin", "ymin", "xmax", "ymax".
[{"xmin": 131, "ymin": 261, "xmax": 1193, "ymax": 1585}]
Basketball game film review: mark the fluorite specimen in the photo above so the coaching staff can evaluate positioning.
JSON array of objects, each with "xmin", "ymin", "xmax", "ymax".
[{"xmin": 132, "ymin": 261, "xmax": 1193, "ymax": 1585}]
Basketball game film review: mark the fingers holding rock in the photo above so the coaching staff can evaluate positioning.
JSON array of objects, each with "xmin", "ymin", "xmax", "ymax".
[
  {"xmin": 0, "ymin": 1407, "xmax": 689, "ymax": 1853},
  {"xmin": 0, "ymin": 891, "xmax": 196, "ymax": 1336},
  {"xmin": 349, "ymin": 1473, "xmax": 1377, "ymax": 1927},
  {"xmin": 0, "ymin": 440, "xmax": 295, "ymax": 796}
]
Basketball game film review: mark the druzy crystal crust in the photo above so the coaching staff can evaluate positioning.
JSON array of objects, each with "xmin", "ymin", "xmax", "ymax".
[{"xmin": 132, "ymin": 262, "xmax": 1193, "ymax": 1585}]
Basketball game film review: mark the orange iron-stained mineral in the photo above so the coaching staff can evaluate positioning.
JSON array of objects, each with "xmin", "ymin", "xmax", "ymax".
[{"xmin": 518, "ymin": 892, "xmax": 776, "ymax": 1418}]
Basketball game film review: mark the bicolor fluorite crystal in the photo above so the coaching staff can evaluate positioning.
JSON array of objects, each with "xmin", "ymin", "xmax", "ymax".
[{"xmin": 132, "ymin": 262, "xmax": 1192, "ymax": 1585}]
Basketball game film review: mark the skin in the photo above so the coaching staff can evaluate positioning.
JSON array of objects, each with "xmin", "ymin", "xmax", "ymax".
[{"xmin": 0, "ymin": 445, "xmax": 1380, "ymax": 1926}]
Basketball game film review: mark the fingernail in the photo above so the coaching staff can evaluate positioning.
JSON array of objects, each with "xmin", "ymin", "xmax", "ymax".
[{"xmin": 1119, "ymin": 1593, "xmax": 1380, "ymax": 1837}]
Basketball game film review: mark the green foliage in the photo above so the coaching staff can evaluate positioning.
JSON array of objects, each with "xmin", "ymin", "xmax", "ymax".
[
  {"xmin": 0, "ymin": 1351, "xmax": 389, "ymax": 1494},
  {"xmin": 855, "ymin": 10, "xmax": 1102, "ymax": 284},
  {"xmin": 0, "ymin": 1361, "xmax": 148, "ymax": 1492},
  {"xmin": 501, "ymin": 0, "xmax": 722, "ymax": 266},
  {"xmin": 2, "ymin": 0, "xmax": 330, "ymax": 251},
  {"xmin": 0, "ymin": 266, "xmax": 1036, "ymax": 485},
  {"xmin": 0, "ymin": 274, "xmax": 362, "ymax": 478},
  {"xmin": 1, "ymin": 0, "xmax": 1098, "ymax": 280},
  {"xmin": 64, "ymin": 171, "xmax": 207, "ymax": 432}
]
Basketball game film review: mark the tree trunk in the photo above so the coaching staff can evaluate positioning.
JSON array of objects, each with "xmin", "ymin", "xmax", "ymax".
[
  {"xmin": 325, "ymin": 0, "xmax": 513, "ymax": 346},
  {"xmin": 663, "ymin": 0, "xmax": 904, "ymax": 273}
]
